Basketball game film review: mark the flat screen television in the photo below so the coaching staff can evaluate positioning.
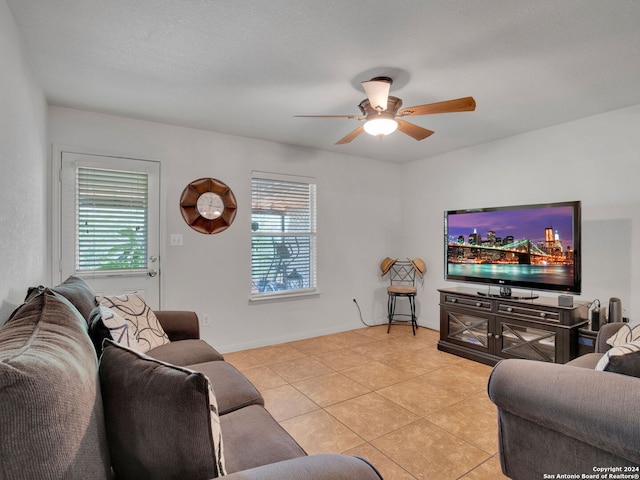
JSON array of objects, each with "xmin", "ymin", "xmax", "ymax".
[{"xmin": 444, "ymin": 201, "xmax": 581, "ymax": 298}]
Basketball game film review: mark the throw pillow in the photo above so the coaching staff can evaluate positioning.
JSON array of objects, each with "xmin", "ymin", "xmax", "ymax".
[
  {"xmin": 596, "ymin": 339, "xmax": 640, "ymax": 377},
  {"xmin": 606, "ymin": 323, "xmax": 640, "ymax": 347},
  {"xmin": 89, "ymin": 305, "xmax": 142, "ymax": 354},
  {"xmin": 99, "ymin": 340, "xmax": 226, "ymax": 479},
  {"xmin": 53, "ymin": 276, "xmax": 99, "ymax": 322},
  {"xmin": 97, "ymin": 294, "xmax": 169, "ymax": 353},
  {"xmin": 9, "ymin": 275, "xmax": 98, "ymax": 324},
  {"xmin": 0, "ymin": 289, "xmax": 111, "ymax": 479}
]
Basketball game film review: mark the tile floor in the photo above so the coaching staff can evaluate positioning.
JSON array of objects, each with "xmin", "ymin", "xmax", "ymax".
[{"xmin": 224, "ymin": 324, "xmax": 509, "ymax": 480}]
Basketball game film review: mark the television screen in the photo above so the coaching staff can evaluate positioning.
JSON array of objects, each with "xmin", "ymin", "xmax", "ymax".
[{"xmin": 444, "ymin": 201, "xmax": 581, "ymax": 296}]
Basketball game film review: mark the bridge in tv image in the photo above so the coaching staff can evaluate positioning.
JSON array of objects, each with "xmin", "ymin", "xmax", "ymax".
[{"xmin": 447, "ymin": 237, "xmax": 575, "ymax": 266}]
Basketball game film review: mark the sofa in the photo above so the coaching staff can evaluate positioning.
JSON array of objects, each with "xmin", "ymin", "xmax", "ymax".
[
  {"xmin": 0, "ymin": 276, "xmax": 382, "ymax": 480},
  {"xmin": 488, "ymin": 322, "xmax": 640, "ymax": 479}
]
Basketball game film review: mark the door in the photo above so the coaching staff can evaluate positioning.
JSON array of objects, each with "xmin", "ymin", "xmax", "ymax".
[{"xmin": 59, "ymin": 152, "xmax": 161, "ymax": 308}]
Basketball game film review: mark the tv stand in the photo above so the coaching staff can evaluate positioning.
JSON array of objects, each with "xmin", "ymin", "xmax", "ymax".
[
  {"xmin": 438, "ymin": 287, "xmax": 588, "ymax": 366},
  {"xmin": 477, "ymin": 286, "xmax": 539, "ymax": 300}
]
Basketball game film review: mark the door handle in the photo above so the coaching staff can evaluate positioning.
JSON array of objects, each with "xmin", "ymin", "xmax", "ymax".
[{"xmin": 148, "ymin": 269, "xmax": 158, "ymax": 277}]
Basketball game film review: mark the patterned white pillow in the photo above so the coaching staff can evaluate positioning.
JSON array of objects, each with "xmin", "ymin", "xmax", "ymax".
[
  {"xmin": 207, "ymin": 381, "xmax": 226, "ymax": 475},
  {"xmin": 97, "ymin": 305, "xmax": 142, "ymax": 351},
  {"xmin": 97, "ymin": 294, "xmax": 169, "ymax": 353},
  {"xmin": 606, "ymin": 323, "xmax": 640, "ymax": 347}
]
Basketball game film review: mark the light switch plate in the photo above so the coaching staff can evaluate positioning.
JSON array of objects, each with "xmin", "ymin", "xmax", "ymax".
[{"xmin": 170, "ymin": 234, "xmax": 183, "ymax": 247}]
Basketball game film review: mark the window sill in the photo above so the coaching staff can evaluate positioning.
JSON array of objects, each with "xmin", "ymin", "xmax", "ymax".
[{"xmin": 248, "ymin": 290, "xmax": 320, "ymax": 305}]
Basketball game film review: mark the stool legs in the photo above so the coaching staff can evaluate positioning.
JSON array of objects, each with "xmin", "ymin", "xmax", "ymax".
[
  {"xmin": 387, "ymin": 294, "xmax": 395, "ymax": 333},
  {"xmin": 387, "ymin": 293, "xmax": 417, "ymax": 335},
  {"xmin": 409, "ymin": 295, "xmax": 416, "ymax": 335}
]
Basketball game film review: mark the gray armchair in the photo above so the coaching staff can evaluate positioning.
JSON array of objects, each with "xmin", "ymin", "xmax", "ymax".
[{"xmin": 488, "ymin": 323, "xmax": 640, "ymax": 479}]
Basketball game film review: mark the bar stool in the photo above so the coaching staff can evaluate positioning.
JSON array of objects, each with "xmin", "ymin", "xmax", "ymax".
[{"xmin": 386, "ymin": 260, "xmax": 418, "ymax": 335}]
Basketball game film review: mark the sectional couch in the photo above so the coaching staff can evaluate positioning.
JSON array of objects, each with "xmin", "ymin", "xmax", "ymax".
[{"xmin": 0, "ymin": 276, "xmax": 382, "ymax": 479}]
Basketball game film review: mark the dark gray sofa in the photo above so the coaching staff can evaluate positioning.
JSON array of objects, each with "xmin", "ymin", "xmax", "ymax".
[
  {"xmin": 488, "ymin": 322, "xmax": 640, "ymax": 479},
  {"xmin": 0, "ymin": 277, "xmax": 382, "ymax": 479}
]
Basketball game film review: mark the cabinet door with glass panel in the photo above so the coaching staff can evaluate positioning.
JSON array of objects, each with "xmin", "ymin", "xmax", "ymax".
[
  {"xmin": 442, "ymin": 307, "xmax": 495, "ymax": 355},
  {"xmin": 496, "ymin": 317, "xmax": 559, "ymax": 362}
]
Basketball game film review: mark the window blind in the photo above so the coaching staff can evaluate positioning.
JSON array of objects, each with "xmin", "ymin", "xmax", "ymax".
[
  {"xmin": 76, "ymin": 167, "xmax": 148, "ymax": 272},
  {"xmin": 251, "ymin": 173, "xmax": 317, "ymax": 298}
]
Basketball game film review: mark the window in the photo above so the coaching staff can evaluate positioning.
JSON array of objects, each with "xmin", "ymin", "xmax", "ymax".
[
  {"xmin": 75, "ymin": 166, "xmax": 148, "ymax": 273},
  {"xmin": 251, "ymin": 172, "xmax": 317, "ymax": 299}
]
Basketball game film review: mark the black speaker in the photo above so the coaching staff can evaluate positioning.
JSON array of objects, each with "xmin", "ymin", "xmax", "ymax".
[{"xmin": 591, "ymin": 308, "xmax": 601, "ymax": 331}]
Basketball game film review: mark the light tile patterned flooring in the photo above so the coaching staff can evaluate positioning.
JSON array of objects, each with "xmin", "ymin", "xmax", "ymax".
[{"xmin": 224, "ymin": 325, "xmax": 509, "ymax": 480}]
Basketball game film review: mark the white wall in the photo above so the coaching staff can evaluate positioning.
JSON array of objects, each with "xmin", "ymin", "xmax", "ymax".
[
  {"xmin": 45, "ymin": 104, "xmax": 640, "ymax": 346},
  {"xmin": 403, "ymin": 104, "xmax": 640, "ymax": 330},
  {"xmin": 48, "ymin": 107, "xmax": 402, "ymax": 351},
  {"xmin": 0, "ymin": 1, "xmax": 48, "ymax": 322}
]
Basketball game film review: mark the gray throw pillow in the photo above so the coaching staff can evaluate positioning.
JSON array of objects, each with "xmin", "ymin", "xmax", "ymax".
[
  {"xmin": 99, "ymin": 339, "xmax": 226, "ymax": 479},
  {"xmin": 596, "ymin": 339, "xmax": 640, "ymax": 377},
  {"xmin": 0, "ymin": 289, "xmax": 111, "ymax": 479},
  {"xmin": 12, "ymin": 275, "xmax": 98, "ymax": 324},
  {"xmin": 52, "ymin": 275, "xmax": 100, "ymax": 322}
]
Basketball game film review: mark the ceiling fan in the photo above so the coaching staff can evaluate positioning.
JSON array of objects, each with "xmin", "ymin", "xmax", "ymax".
[{"xmin": 295, "ymin": 77, "xmax": 476, "ymax": 145}]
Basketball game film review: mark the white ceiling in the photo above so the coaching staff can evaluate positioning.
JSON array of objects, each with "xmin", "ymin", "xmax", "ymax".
[{"xmin": 8, "ymin": 0, "xmax": 640, "ymax": 163}]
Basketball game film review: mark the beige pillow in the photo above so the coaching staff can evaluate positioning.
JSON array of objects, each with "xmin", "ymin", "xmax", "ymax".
[
  {"xmin": 606, "ymin": 323, "xmax": 640, "ymax": 347},
  {"xmin": 97, "ymin": 294, "xmax": 169, "ymax": 352},
  {"xmin": 95, "ymin": 305, "xmax": 142, "ymax": 350}
]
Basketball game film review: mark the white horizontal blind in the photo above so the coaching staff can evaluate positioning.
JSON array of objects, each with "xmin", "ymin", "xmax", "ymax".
[
  {"xmin": 76, "ymin": 166, "xmax": 148, "ymax": 273},
  {"xmin": 251, "ymin": 173, "xmax": 317, "ymax": 298}
]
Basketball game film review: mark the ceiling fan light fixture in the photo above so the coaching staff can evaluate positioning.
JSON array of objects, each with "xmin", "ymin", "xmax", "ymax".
[
  {"xmin": 295, "ymin": 75, "xmax": 474, "ymax": 144},
  {"xmin": 363, "ymin": 116, "xmax": 398, "ymax": 137},
  {"xmin": 361, "ymin": 77, "xmax": 392, "ymax": 112}
]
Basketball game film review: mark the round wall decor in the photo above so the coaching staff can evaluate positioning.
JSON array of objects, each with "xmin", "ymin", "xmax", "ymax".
[{"xmin": 179, "ymin": 177, "xmax": 237, "ymax": 234}]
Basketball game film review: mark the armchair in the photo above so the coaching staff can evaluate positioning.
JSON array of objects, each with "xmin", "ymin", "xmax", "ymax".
[{"xmin": 488, "ymin": 322, "xmax": 640, "ymax": 479}]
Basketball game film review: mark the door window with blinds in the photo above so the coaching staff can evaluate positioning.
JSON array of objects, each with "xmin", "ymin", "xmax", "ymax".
[
  {"xmin": 76, "ymin": 167, "xmax": 148, "ymax": 272},
  {"xmin": 251, "ymin": 172, "xmax": 317, "ymax": 299},
  {"xmin": 58, "ymin": 152, "xmax": 161, "ymax": 306}
]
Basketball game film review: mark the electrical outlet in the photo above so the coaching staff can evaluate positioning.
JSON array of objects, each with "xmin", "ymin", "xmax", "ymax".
[{"xmin": 202, "ymin": 314, "xmax": 211, "ymax": 327}]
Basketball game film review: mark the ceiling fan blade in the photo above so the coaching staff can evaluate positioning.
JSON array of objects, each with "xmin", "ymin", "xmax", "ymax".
[
  {"xmin": 335, "ymin": 125, "xmax": 365, "ymax": 145},
  {"xmin": 361, "ymin": 78, "xmax": 392, "ymax": 112},
  {"xmin": 396, "ymin": 120, "xmax": 435, "ymax": 141},
  {"xmin": 398, "ymin": 97, "xmax": 476, "ymax": 117},
  {"xmin": 294, "ymin": 114, "xmax": 363, "ymax": 120}
]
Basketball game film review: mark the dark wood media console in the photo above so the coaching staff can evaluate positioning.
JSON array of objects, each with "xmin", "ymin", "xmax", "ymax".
[{"xmin": 438, "ymin": 287, "xmax": 589, "ymax": 366}]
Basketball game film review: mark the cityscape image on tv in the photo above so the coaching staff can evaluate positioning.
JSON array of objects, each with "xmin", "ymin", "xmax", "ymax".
[{"xmin": 446, "ymin": 206, "xmax": 575, "ymax": 286}]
